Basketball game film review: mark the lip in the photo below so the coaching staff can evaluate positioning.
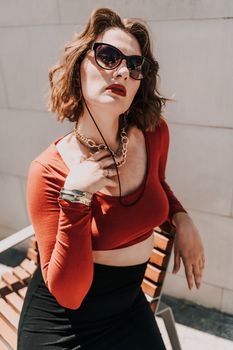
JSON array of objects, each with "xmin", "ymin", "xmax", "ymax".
[{"xmin": 106, "ymin": 84, "xmax": 126, "ymax": 97}]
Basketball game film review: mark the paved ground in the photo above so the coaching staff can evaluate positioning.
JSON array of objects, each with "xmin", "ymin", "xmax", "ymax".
[
  {"xmin": 156, "ymin": 316, "xmax": 233, "ymax": 350},
  {"xmin": 1, "ymin": 248, "xmax": 233, "ymax": 349},
  {"xmin": 161, "ymin": 295, "xmax": 233, "ymax": 341},
  {"xmin": 157, "ymin": 295, "xmax": 233, "ymax": 349}
]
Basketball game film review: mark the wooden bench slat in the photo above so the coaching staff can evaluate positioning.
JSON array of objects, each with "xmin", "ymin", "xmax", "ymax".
[
  {"xmin": 0, "ymin": 280, "xmax": 12, "ymax": 298},
  {"xmin": 18, "ymin": 287, "xmax": 27, "ymax": 299},
  {"xmin": 1, "ymin": 273, "xmax": 18, "ymax": 286},
  {"xmin": 12, "ymin": 266, "xmax": 30, "ymax": 284},
  {"xmin": 0, "ymin": 299, "xmax": 19, "ymax": 329},
  {"xmin": 5, "ymin": 292, "xmax": 24, "ymax": 314},
  {"xmin": 0, "ymin": 317, "xmax": 17, "ymax": 350},
  {"xmin": 154, "ymin": 232, "xmax": 173, "ymax": 252},
  {"xmin": 150, "ymin": 299, "xmax": 159, "ymax": 313},
  {"xmin": 29, "ymin": 236, "xmax": 37, "ymax": 250},
  {"xmin": 141, "ymin": 278, "xmax": 161, "ymax": 298},
  {"xmin": 149, "ymin": 248, "xmax": 169, "ymax": 267},
  {"xmin": 20, "ymin": 258, "xmax": 37, "ymax": 276},
  {"xmin": 144, "ymin": 264, "xmax": 165, "ymax": 284},
  {"xmin": 0, "ymin": 336, "xmax": 13, "ymax": 350},
  {"xmin": 27, "ymin": 247, "xmax": 39, "ymax": 265},
  {"xmin": 1, "ymin": 273, "xmax": 23, "ymax": 292}
]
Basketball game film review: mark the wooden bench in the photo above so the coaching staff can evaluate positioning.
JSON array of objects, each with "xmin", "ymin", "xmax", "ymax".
[{"xmin": 0, "ymin": 222, "xmax": 182, "ymax": 350}]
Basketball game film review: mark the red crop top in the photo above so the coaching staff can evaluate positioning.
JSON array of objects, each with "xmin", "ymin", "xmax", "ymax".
[{"xmin": 27, "ymin": 117, "xmax": 187, "ymax": 309}]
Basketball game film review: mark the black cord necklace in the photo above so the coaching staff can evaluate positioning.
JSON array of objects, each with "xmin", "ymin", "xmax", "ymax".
[
  {"xmin": 79, "ymin": 97, "xmax": 149, "ymax": 207},
  {"xmin": 78, "ymin": 69, "xmax": 148, "ymax": 207}
]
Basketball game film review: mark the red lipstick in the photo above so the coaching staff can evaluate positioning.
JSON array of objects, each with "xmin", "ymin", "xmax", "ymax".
[{"xmin": 106, "ymin": 84, "xmax": 126, "ymax": 97}]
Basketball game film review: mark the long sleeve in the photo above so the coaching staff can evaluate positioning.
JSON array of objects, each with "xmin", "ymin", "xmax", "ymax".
[
  {"xmin": 158, "ymin": 118, "xmax": 188, "ymax": 225},
  {"xmin": 26, "ymin": 160, "xmax": 94, "ymax": 309}
]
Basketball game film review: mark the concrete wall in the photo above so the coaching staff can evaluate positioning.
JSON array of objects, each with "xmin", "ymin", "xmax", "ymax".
[{"xmin": 0, "ymin": 1, "xmax": 232, "ymax": 314}]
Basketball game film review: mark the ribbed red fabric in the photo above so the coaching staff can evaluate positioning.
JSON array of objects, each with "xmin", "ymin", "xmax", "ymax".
[{"xmin": 26, "ymin": 117, "xmax": 187, "ymax": 309}]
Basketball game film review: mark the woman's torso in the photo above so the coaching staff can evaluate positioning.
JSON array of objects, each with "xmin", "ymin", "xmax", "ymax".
[{"xmin": 56, "ymin": 126, "xmax": 155, "ymax": 266}]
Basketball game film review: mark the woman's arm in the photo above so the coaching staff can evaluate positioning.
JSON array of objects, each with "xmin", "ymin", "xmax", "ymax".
[
  {"xmin": 158, "ymin": 118, "xmax": 205, "ymax": 289},
  {"xmin": 158, "ymin": 117, "xmax": 188, "ymax": 225},
  {"xmin": 27, "ymin": 160, "xmax": 94, "ymax": 309}
]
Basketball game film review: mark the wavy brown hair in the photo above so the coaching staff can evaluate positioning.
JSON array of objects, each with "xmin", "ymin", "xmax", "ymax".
[{"xmin": 48, "ymin": 8, "xmax": 172, "ymax": 131}]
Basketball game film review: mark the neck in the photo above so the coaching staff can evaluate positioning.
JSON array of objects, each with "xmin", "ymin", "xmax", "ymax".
[{"xmin": 77, "ymin": 106, "xmax": 123, "ymax": 152}]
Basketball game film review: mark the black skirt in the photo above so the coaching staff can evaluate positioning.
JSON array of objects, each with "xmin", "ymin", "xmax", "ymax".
[{"xmin": 17, "ymin": 260, "xmax": 166, "ymax": 349}]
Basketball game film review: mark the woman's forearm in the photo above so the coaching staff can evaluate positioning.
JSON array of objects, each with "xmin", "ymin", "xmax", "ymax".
[{"xmin": 171, "ymin": 211, "xmax": 193, "ymax": 228}]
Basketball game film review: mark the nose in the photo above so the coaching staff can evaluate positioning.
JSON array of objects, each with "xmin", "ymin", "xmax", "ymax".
[{"xmin": 113, "ymin": 59, "xmax": 129, "ymax": 80}]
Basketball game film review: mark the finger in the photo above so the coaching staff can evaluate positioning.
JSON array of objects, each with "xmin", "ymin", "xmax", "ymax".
[
  {"xmin": 184, "ymin": 262, "xmax": 193, "ymax": 290},
  {"xmin": 197, "ymin": 253, "xmax": 205, "ymax": 270},
  {"xmin": 199, "ymin": 258, "xmax": 205, "ymax": 271},
  {"xmin": 202, "ymin": 255, "xmax": 205, "ymax": 268},
  {"xmin": 98, "ymin": 158, "xmax": 116, "ymax": 170},
  {"xmin": 102, "ymin": 168, "xmax": 119, "ymax": 178},
  {"xmin": 172, "ymin": 252, "xmax": 181, "ymax": 274},
  {"xmin": 90, "ymin": 149, "xmax": 111, "ymax": 161},
  {"xmin": 80, "ymin": 155, "xmax": 88, "ymax": 163},
  {"xmin": 105, "ymin": 178, "xmax": 118, "ymax": 187},
  {"xmin": 192, "ymin": 264, "xmax": 202, "ymax": 289},
  {"xmin": 100, "ymin": 156, "xmax": 116, "ymax": 169}
]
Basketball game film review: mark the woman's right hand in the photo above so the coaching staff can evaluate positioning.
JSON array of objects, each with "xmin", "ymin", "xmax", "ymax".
[{"xmin": 63, "ymin": 149, "xmax": 119, "ymax": 194}]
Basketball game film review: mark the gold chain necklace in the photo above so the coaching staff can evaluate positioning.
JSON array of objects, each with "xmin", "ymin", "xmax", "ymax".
[{"xmin": 72, "ymin": 122, "xmax": 129, "ymax": 167}]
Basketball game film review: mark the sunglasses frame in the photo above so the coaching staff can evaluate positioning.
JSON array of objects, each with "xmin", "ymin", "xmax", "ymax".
[{"xmin": 92, "ymin": 42, "xmax": 151, "ymax": 80}]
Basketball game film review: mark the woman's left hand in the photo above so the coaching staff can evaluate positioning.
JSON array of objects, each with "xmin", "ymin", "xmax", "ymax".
[{"xmin": 171, "ymin": 213, "xmax": 205, "ymax": 290}]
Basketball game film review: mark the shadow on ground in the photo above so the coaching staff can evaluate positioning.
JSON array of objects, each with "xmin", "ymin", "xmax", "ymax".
[
  {"xmin": 161, "ymin": 294, "xmax": 233, "ymax": 341},
  {"xmin": 0, "ymin": 247, "xmax": 26, "ymax": 267}
]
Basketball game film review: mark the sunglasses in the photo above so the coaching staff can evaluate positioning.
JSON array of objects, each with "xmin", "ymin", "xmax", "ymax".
[{"xmin": 92, "ymin": 42, "xmax": 151, "ymax": 80}]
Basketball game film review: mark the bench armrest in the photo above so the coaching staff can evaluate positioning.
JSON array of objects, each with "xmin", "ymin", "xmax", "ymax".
[{"xmin": 0, "ymin": 225, "xmax": 34, "ymax": 254}]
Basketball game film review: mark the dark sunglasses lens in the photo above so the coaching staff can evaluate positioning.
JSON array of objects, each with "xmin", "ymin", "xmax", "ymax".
[
  {"xmin": 95, "ymin": 45, "xmax": 121, "ymax": 69},
  {"xmin": 129, "ymin": 57, "xmax": 150, "ymax": 80}
]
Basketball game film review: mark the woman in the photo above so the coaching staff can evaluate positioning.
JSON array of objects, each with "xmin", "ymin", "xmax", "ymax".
[{"xmin": 17, "ymin": 7, "xmax": 205, "ymax": 350}]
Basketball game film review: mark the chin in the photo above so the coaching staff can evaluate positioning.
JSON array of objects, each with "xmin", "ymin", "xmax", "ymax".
[{"xmin": 97, "ymin": 97, "xmax": 126, "ymax": 112}]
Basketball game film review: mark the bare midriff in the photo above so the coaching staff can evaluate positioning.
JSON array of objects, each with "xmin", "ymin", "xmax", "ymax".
[{"xmin": 92, "ymin": 233, "xmax": 154, "ymax": 266}]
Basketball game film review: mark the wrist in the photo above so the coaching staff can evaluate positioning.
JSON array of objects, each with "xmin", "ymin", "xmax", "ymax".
[
  {"xmin": 63, "ymin": 183, "xmax": 94, "ymax": 194},
  {"xmin": 171, "ymin": 212, "xmax": 192, "ymax": 227},
  {"xmin": 59, "ymin": 187, "xmax": 93, "ymax": 206}
]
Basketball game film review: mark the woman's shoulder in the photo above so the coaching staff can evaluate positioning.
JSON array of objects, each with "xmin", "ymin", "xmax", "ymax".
[
  {"xmin": 31, "ymin": 142, "xmax": 57, "ymax": 168},
  {"xmin": 144, "ymin": 115, "xmax": 169, "ymax": 139},
  {"xmin": 154, "ymin": 115, "xmax": 169, "ymax": 132},
  {"xmin": 29, "ymin": 135, "xmax": 68, "ymax": 179},
  {"xmin": 157, "ymin": 116, "xmax": 169, "ymax": 139}
]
